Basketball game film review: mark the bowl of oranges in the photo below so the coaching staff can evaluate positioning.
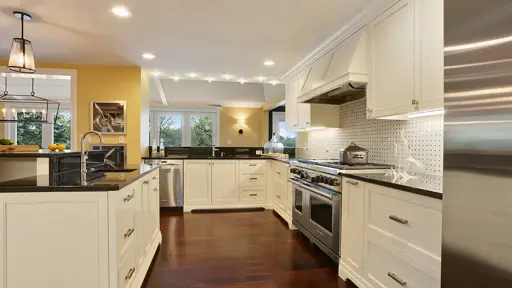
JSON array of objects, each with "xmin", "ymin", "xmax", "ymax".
[{"xmin": 48, "ymin": 143, "xmax": 66, "ymax": 152}]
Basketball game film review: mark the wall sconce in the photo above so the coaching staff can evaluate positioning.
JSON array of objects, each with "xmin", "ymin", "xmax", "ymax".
[{"xmin": 237, "ymin": 118, "xmax": 246, "ymax": 134}]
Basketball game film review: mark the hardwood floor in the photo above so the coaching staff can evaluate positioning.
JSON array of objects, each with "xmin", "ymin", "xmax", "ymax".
[{"xmin": 143, "ymin": 210, "xmax": 354, "ymax": 288}]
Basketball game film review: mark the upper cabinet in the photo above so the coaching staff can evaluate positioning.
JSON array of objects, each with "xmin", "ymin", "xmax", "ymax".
[
  {"xmin": 366, "ymin": 0, "xmax": 443, "ymax": 118},
  {"xmin": 285, "ymin": 78, "xmax": 299, "ymax": 130}
]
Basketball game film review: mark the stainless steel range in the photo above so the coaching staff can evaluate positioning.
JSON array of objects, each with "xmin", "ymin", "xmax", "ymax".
[{"xmin": 289, "ymin": 160, "xmax": 391, "ymax": 262}]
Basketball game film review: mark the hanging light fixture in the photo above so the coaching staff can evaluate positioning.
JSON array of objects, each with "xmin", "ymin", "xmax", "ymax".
[{"xmin": 7, "ymin": 11, "xmax": 36, "ymax": 74}]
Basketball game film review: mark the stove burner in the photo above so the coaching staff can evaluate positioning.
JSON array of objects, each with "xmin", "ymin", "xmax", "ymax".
[{"xmin": 297, "ymin": 160, "xmax": 392, "ymax": 170}]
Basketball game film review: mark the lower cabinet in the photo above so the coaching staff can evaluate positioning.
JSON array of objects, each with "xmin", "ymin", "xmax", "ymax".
[
  {"xmin": 184, "ymin": 160, "xmax": 266, "ymax": 211},
  {"xmin": 270, "ymin": 161, "xmax": 293, "ymax": 228},
  {"xmin": 339, "ymin": 177, "xmax": 442, "ymax": 288},
  {"xmin": 0, "ymin": 168, "xmax": 162, "ymax": 288}
]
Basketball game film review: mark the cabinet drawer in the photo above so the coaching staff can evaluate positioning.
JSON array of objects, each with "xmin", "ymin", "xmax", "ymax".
[
  {"xmin": 118, "ymin": 209, "xmax": 137, "ymax": 257},
  {"xmin": 273, "ymin": 163, "xmax": 288, "ymax": 182},
  {"xmin": 366, "ymin": 184, "xmax": 442, "ymax": 268},
  {"xmin": 239, "ymin": 172, "xmax": 266, "ymax": 187},
  {"xmin": 118, "ymin": 247, "xmax": 137, "ymax": 288},
  {"xmin": 239, "ymin": 161, "xmax": 267, "ymax": 174},
  {"xmin": 365, "ymin": 241, "xmax": 440, "ymax": 288},
  {"xmin": 239, "ymin": 187, "xmax": 267, "ymax": 202},
  {"xmin": 118, "ymin": 184, "xmax": 138, "ymax": 211}
]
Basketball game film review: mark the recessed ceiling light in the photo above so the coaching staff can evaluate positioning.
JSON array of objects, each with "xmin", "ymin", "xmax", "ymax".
[
  {"xmin": 186, "ymin": 72, "xmax": 199, "ymax": 78},
  {"xmin": 239, "ymin": 78, "xmax": 247, "ymax": 84},
  {"xmin": 205, "ymin": 77, "xmax": 216, "ymax": 83},
  {"xmin": 269, "ymin": 80, "xmax": 280, "ymax": 86},
  {"xmin": 151, "ymin": 71, "xmax": 162, "ymax": 77},
  {"xmin": 171, "ymin": 76, "xmax": 180, "ymax": 81},
  {"xmin": 222, "ymin": 74, "xmax": 235, "ymax": 80},
  {"xmin": 112, "ymin": 6, "xmax": 131, "ymax": 18},
  {"xmin": 142, "ymin": 53, "xmax": 155, "ymax": 60},
  {"xmin": 264, "ymin": 60, "xmax": 275, "ymax": 66},
  {"xmin": 256, "ymin": 76, "xmax": 267, "ymax": 82}
]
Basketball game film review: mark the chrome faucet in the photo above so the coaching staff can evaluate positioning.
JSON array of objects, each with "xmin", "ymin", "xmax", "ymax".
[
  {"xmin": 81, "ymin": 131, "xmax": 104, "ymax": 185},
  {"xmin": 212, "ymin": 145, "xmax": 220, "ymax": 157}
]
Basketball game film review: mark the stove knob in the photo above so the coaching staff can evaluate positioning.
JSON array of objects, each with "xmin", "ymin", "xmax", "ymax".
[
  {"xmin": 332, "ymin": 179, "xmax": 340, "ymax": 186},
  {"xmin": 323, "ymin": 177, "xmax": 330, "ymax": 184},
  {"xmin": 300, "ymin": 172, "xmax": 306, "ymax": 179},
  {"xmin": 290, "ymin": 168, "xmax": 296, "ymax": 174},
  {"xmin": 318, "ymin": 176, "xmax": 325, "ymax": 183},
  {"xmin": 311, "ymin": 176, "xmax": 318, "ymax": 183},
  {"xmin": 328, "ymin": 178, "xmax": 337, "ymax": 186}
]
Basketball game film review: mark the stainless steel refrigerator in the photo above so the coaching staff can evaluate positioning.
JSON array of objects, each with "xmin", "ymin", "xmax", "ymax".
[{"xmin": 443, "ymin": 0, "xmax": 512, "ymax": 286}]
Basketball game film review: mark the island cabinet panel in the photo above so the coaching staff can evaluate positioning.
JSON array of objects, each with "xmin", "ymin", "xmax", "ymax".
[{"xmin": 0, "ymin": 192, "xmax": 110, "ymax": 288}]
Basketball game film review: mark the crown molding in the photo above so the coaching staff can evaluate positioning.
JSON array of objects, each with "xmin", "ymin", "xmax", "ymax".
[{"xmin": 280, "ymin": 0, "xmax": 396, "ymax": 83}]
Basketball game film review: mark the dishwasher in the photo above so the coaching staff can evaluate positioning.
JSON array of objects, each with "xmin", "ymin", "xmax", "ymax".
[{"xmin": 144, "ymin": 159, "xmax": 183, "ymax": 211}]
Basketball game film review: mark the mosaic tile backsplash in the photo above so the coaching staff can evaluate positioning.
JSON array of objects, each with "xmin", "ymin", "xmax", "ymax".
[{"xmin": 296, "ymin": 98, "xmax": 443, "ymax": 175}]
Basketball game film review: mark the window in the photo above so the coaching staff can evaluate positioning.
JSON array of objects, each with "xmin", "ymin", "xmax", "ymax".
[
  {"xmin": 151, "ymin": 110, "xmax": 219, "ymax": 147},
  {"xmin": 5, "ymin": 108, "xmax": 72, "ymax": 149},
  {"xmin": 272, "ymin": 112, "xmax": 296, "ymax": 148},
  {"xmin": 159, "ymin": 114, "xmax": 182, "ymax": 146},
  {"xmin": 16, "ymin": 112, "xmax": 43, "ymax": 147}
]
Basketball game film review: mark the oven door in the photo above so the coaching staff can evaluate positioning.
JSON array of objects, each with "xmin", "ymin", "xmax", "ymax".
[
  {"xmin": 290, "ymin": 178, "xmax": 308, "ymax": 226},
  {"xmin": 308, "ymin": 189, "xmax": 341, "ymax": 255}
]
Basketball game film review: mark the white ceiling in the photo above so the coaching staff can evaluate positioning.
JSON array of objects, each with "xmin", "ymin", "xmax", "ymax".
[
  {"xmin": 0, "ymin": 0, "xmax": 374, "ymax": 83},
  {"xmin": 0, "ymin": 73, "xmax": 71, "ymax": 100}
]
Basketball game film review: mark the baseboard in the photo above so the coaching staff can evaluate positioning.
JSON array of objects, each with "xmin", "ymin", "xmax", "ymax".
[
  {"xmin": 133, "ymin": 231, "xmax": 162, "ymax": 288},
  {"xmin": 338, "ymin": 262, "xmax": 371, "ymax": 288},
  {"xmin": 184, "ymin": 203, "xmax": 273, "ymax": 212}
]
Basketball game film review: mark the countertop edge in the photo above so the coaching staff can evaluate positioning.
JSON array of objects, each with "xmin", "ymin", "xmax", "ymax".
[
  {"xmin": 142, "ymin": 156, "xmax": 293, "ymax": 163},
  {"xmin": 340, "ymin": 173, "xmax": 443, "ymax": 200}
]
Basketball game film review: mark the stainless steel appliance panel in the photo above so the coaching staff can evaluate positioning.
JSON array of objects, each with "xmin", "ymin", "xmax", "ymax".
[
  {"xmin": 443, "ymin": 0, "xmax": 512, "ymax": 286},
  {"xmin": 144, "ymin": 159, "xmax": 183, "ymax": 208}
]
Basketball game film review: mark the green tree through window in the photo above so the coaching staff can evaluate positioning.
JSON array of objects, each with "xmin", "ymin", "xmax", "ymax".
[
  {"xmin": 16, "ymin": 112, "xmax": 42, "ymax": 147},
  {"xmin": 191, "ymin": 116, "xmax": 212, "ymax": 147},
  {"xmin": 54, "ymin": 112, "xmax": 71, "ymax": 148},
  {"xmin": 159, "ymin": 115, "xmax": 182, "ymax": 146}
]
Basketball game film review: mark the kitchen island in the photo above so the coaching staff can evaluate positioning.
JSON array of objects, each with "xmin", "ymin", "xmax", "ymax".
[{"xmin": 0, "ymin": 164, "xmax": 161, "ymax": 288}]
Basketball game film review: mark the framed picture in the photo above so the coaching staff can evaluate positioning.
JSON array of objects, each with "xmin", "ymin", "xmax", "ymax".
[{"xmin": 91, "ymin": 101, "xmax": 126, "ymax": 134}]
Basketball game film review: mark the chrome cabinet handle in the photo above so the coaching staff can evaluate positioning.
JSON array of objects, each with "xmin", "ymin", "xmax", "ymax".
[
  {"xmin": 125, "ymin": 268, "xmax": 136, "ymax": 281},
  {"xmin": 276, "ymin": 172, "xmax": 281, "ymax": 175},
  {"xmin": 124, "ymin": 228, "xmax": 135, "ymax": 238},
  {"xmin": 123, "ymin": 194, "xmax": 134, "ymax": 203},
  {"xmin": 346, "ymin": 180, "xmax": 358, "ymax": 185},
  {"xmin": 152, "ymin": 176, "xmax": 158, "ymax": 180},
  {"xmin": 249, "ymin": 177, "xmax": 258, "ymax": 180},
  {"xmin": 388, "ymin": 272, "xmax": 406, "ymax": 286},
  {"xmin": 154, "ymin": 187, "xmax": 159, "ymax": 192},
  {"xmin": 389, "ymin": 215, "xmax": 409, "ymax": 225},
  {"xmin": 143, "ymin": 180, "xmax": 149, "ymax": 185},
  {"xmin": 276, "ymin": 195, "xmax": 281, "ymax": 199},
  {"xmin": 249, "ymin": 193, "xmax": 258, "ymax": 196},
  {"xmin": 248, "ymin": 164, "xmax": 257, "ymax": 167}
]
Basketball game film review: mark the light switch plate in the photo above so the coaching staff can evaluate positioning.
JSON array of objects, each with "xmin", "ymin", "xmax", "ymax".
[
  {"xmin": 227, "ymin": 140, "xmax": 232, "ymax": 145},
  {"xmin": 119, "ymin": 136, "xmax": 125, "ymax": 143}
]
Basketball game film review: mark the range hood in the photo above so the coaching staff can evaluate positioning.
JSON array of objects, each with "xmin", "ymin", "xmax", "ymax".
[{"xmin": 297, "ymin": 29, "xmax": 368, "ymax": 105}]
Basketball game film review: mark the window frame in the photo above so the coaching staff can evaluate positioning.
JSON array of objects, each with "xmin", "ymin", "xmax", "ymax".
[
  {"xmin": 150, "ymin": 107, "xmax": 220, "ymax": 147},
  {"xmin": 3, "ymin": 104, "xmax": 71, "ymax": 148},
  {"xmin": 272, "ymin": 111, "xmax": 296, "ymax": 148}
]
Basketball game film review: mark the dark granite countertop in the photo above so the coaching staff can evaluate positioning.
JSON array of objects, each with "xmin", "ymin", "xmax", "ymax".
[
  {"xmin": 142, "ymin": 156, "xmax": 295, "ymax": 163},
  {"xmin": 0, "ymin": 150, "xmax": 105, "ymax": 158},
  {"xmin": 340, "ymin": 171, "xmax": 443, "ymax": 200},
  {"xmin": 0, "ymin": 164, "xmax": 160, "ymax": 192}
]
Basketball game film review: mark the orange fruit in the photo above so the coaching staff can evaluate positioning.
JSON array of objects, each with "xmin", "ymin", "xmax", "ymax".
[
  {"xmin": 57, "ymin": 144, "xmax": 66, "ymax": 151},
  {"xmin": 48, "ymin": 144, "xmax": 57, "ymax": 151}
]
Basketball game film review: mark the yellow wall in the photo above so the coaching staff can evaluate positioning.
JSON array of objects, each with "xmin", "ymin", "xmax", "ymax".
[
  {"xmin": 0, "ymin": 61, "xmax": 144, "ymax": 164},
  {"xmin": 220, "ymin": 107, "xmax": 264, "ymax": 147}
]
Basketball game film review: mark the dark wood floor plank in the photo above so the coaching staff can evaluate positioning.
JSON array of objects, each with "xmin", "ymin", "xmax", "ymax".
[{"xmin": 144, "ymin": 210, "xmax": 354, "ymax": 288}]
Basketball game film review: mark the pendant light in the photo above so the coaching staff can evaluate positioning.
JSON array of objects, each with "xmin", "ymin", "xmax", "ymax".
[{"xmin": 7, "ymin": 11, "xmax": 36, "ymax": 74}]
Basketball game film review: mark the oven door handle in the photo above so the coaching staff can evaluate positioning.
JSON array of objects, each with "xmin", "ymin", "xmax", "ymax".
[{"xmin": 288, "ymin": 179, "xmax": 335, "ymax": 201}]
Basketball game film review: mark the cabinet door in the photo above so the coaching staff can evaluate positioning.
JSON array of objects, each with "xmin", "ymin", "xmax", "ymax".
[
  {"xmin": 184, "ymin": 161, "xmax": 211, "ymax": 206},
  {"xmin": 297, "ymin": 104, "xmax": 311, "ymax": 129},
  {"xmin": 211, "ymin": 160, "xmax": 238, "ymax": 205},
  {"xmin": 341, "ymin": 178, "xmax": 365, "ymax": 277},
  {"xmin": 285, "ymin": 78, "xmax": 299, "ymax": 130},
  {"xmin": 149, "ymin": 170, "xmax": 160, "ymax": 242},
  {"xmin": 367, "ymin": 0, "xmax": 416, "ymax": 118},
  {"xmin": 141, "ymin": 177, "xmax": 152, "ymax": 255},
  {"xmin": 135, "ymin": 178, "xmax": 147, "ymax": 267},
  {"xmin": 418, "ymin": 0, "xmax": 443, "ymax": 111}
]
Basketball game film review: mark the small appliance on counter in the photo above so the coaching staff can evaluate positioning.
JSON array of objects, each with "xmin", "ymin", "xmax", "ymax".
[{"xmin": 339, "ymin": 142, "xmax": 368, "ymax": 164}]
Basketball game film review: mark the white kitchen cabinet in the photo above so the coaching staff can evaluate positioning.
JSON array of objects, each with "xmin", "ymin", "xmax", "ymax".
[
  {"xmin": 285, "ymin": 77, "xmax": 299, "ymax": 130},
  {"xmin": 341, "ymin": 178, "xmax": 365, "ymax": 277},
  {"xmin": 184, "ymin": 160, "xmax": 212, "ymax": 206},
  {"xmin": 297, "ymin": 104, "xmax": 339, "ymax": 129},
  {"xmin": 271, "ymin": 161, "xmax": 293, "ymax": 228},
  {"xmin": 211, "ymin": 160, "xmax": 239, "ymax": 205},
  {"xmin": 148, "ymin": 170, "xmax": 161, "ymax": 244},
  {"xmin": 366, "ymin": 0, "xmax": 443, "ymax": 118},
  {"xmin": 0, "ymin": 168, "xmax": 162, "ymax": 288}
]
